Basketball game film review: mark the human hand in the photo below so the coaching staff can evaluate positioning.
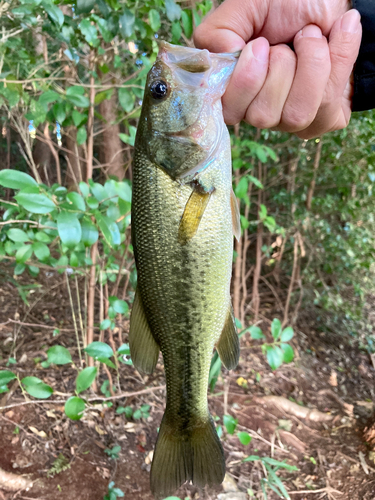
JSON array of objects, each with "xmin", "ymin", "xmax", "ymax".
[{"xmin": 194, "ymin": 1, "xmax": 362, "ymax": 139}]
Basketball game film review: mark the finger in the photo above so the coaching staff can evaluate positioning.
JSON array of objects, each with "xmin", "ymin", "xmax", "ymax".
[
  {"xmin": 298, "ymin": 9, "xmax": 362, "ymax": 139},
  {"xmin": 222, "ymin": 38, "xmax": 270, "ymax": 125},
  {"xmin": 278, "ymin": 25, "xmax": 331, "ymax": 133},
  {"xmin": 245, "ymin": 45, "xmax": 297, "ymax": 129},
  {"xmin": 194, "ymin": 0, "xmax": 268, "ymax": 52}
]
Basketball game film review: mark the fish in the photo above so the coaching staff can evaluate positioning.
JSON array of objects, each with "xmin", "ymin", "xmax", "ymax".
[{"xmin": 129, "ymin": 41, "xmax": 241, "ymax": 498}]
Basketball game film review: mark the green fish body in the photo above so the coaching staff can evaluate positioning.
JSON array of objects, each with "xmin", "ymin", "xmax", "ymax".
[{"xmin": 130, "ymin": 42, "xmax": 241, "ymax": 498}]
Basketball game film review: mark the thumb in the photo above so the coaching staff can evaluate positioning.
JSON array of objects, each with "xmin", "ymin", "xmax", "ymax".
[
  {"xmin": 326, "ymin": 9, "xmax": 362, "ymax": 107},
  {"xmin": 299, "ymin": 9, "xmax": 362, "ymax": 138}
]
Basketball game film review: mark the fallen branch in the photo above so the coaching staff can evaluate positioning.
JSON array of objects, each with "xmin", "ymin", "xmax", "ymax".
[
  {"xmin": 0, "ymin": 385, "xmax": 166, "ymax": 411},
  {"xmin": 255, "ymin": 396, "xmax": 333, "ymax": 422},
  {"xmin": 289, "ymin": 486, "xmax": 343, "ymax": 495},
  {"xmin": 0, "ymin": 467, "xmax": 32, "ymax": 492}
]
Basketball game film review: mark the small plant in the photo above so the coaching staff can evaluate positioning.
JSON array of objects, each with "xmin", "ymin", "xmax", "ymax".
[
  {"xmin": 47, "ymin": 454, "xmax": 71, "ymax": 478},
  {"xmin": 104, "ymin": 445, "xmax": 121, "ymax": 460},
  {"xmin": 133, "ymin": 404, "xmax": 150, "ymax": 420},
  {"xmin": 209, "ymin": 320, "xmax": 295, "ymax": 392},
  {"xmin": 243, "ymin": 455, "xmax": 298, "ymax": 499},
  {"xmin": 103, "ymin": 482, "xmax": 124, "ymax": 500}
]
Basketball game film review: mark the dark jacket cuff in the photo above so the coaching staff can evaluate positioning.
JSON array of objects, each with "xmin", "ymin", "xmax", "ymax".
[{"xmin": 352, "ymin": 0, "xmax": 375, "ymax": 111}]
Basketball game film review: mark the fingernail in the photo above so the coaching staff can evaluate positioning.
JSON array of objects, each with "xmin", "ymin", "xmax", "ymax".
[
  {"xmin": 341, "ymin": 9, "xmax": 361, "ymax": 33},
  {"xmin": 252, "ymin": 37, "xmax": 269, "ymax": 63},
  {"xmin": 301, "ymin": 25, "xmax": 322, "ymax": 38}
]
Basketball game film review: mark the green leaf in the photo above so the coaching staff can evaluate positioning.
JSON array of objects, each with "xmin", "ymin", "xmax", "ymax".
[
  {"xmin": 53, "ymin": 102, "xmax": 66, "ymax": 123},
  {"xmin": 7, "ymin": 229, "xmax": 30, "ymax": 243},
  {"xmin": 243, "ymin": 455, "xmax": 261, "ymax": 462},
  {"xmin": 118, "ymin": 88, "xmax": 135, "ymax": 113},
  {"xmin": 262, "ymin": 457, "xmax": 298, "ymax": 470},
  {"xmin": 77, "ymin": 127, "xmax": 87, "ymax": 145},
  {"xmin": 0, "ymin": 170, "xmax": 37, "ymax": 190},
  {"xmin": 32, "ymin": 241, "xmax": 50, "ymax": 261},
  {"xmin": 249, "ymin": 325, "xmax": 265, "ymax": 340},
  {"xmin": 76, "ymin": 0, "xmax": 95, "ymax": 14},
  {"xmin": 112, "ymin": 299, "xmax": 128, "ymax": 314},
  {"xmin": 91, "ymin": 183, "xmax": 106, "ymax": 201},
  {"xmin": 266, "ymin": 346, "xmax": 284, "ymax": 370},
  {"xmin": 281, "ymin": 343, "xmax": 294, "ymax": 363},
  {"xmin": 15, "ymin": 192, "xmax": 55, "ymax": 214},
  {"xmin": 117, "ymin": 343, "xmax": 132, "ymax": 364},
  {"xmin": 86, "ymin": 197, "xmax": 99, "ymax": 209},
  {"xmin": 148, "ymin": 9, "xmax": 161, "ymax": 31},
  {"xmin": 39, "ymin": 90, "xmax": 60, "ymax": 108},
  {"xmin": 79, "ymin": 18, "xmax": 98, "ymax": 46},
  {"xmin": 64, "ymin": 396, "xmax": 85, "ymax": 420},
  {"xmin": 67, "ymin": 192, "xmax": 85, "ymax": 211},
  {"xmin": 21, "ymin": 376, "xmax": 53, "ymax": 399},
  {"xmin": 223, "ymin": 414, "xmax": 238, "ymax": 435},
  {"xmin": 72, "ymin": 110, "xmax": 85, "ymax": 127},
  {"xmin": 171, "ymin": 21, "xmax": 182, "ymax": 43},
  {"xmin": 84, "ymin": 341, "xmax": 114, "ymax": 359},
  {"xmin": 237, "ymin": 431, "xmax": 252, "ymax": 446},
  {"xmin": 79, "ymin": 182, "xmax": 90, "ymax": 198},
  {"xmin": 280, "ymin": 327, "xmax": 294, "ymax": 342},
  {"xmin": 47, "ymin": 345, "xmax": 72, "ymax": 365},
  {"xmin": 35, "ymin": 231, "xmax": 51, "ymax": 243},
  {"xmin": 15, "ymin": 245, "xmax": 33, "ymax": 264},
  {"xmin": 165, "ymin": 0, "xmax": 182, "ymax": 22},
  {"xmin": 248, "ymin": 175, "xmax": 263, "ymax": 189},
  {"xmin": 57, "ymin": 211, "xmax": 82, "ymax": 248},
  {"xmin": 44, "ymin": 3, "xmax": 64, "ymax": 27},
  {"xmin": 116, "ymin": 406, "xmax": 133, "ymax": 418},
  {"xmin": 181, "ymin": 10, "xmax": 193, "ymax": 38},
  {"xmin": 271, "ymin": 318, "xmax": 282, "ymax": 340},
  {"xmin": 66, "ymin": 86, "xmax": 90, "ymax": 107},
  {"xmin": 119, "ymin": 8, "xmax": 135, "ymax": 37},
  {"xmin": 76, "ymin": 367, "xmax": 97, "ymax": 393},
  {"xmin": 0, "ymin": 370, "xmax": 16, "ymax": 385},
  {"xmin": 81, "ymin": 218, "xmax": 99, "ymax": 247},
  {"xmin": 14, "ymin": 263, "xmax": 26, "ymax": 275},
  {"xmin": 119, "ymin": 126, "xmax": 136, "ymax": 146},
  {"xmin": 115, "ymin": 181, "xmax": 132, "ymax": 202},
  {"xmin": 95, "ymin": 212, "xmax": 120, "ymax": 247},
  {"xmin": 235, "ymin": 177, "xmax": 248, "ymax": 199},
  {"xmin": 100, "ymin": 319, "xmax": 111, "ymax": 330}
]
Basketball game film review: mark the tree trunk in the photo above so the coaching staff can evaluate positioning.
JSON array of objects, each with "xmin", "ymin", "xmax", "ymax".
[
  {"xmin": 99, "ymin": 89, "xmax": 124, "ymax": 179},
  {"xmin": 64, "ymin": 126, "xmax": 85, "ymax": 186},
  {"xmin": 32, "ymin": 33, "xmax": 54, "ymax": 184},
  {"xmin": 306, "ymin": 139, "xmax": 323, "ymax": 210}
]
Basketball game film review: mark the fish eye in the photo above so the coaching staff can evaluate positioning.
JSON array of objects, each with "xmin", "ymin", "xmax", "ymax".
[{"xmin": 150, "ymin": 80, "xmax": 169, "ymax": 100}]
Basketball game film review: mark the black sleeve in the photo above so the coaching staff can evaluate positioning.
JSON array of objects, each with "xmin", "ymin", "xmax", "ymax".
[{"xmin": 352, "ymin": 1, "xmax": 375, "ymax": 111}]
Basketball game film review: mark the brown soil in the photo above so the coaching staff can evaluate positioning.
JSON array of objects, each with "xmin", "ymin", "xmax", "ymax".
[{"xmin": 0, "ymin": 267, "xmax": 375, "ymax": 500}]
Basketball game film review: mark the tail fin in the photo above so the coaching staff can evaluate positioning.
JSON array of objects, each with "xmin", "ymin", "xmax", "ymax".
[{"xmin": 150, "ymin": 413, "xmax": 225, "ymax": 498}]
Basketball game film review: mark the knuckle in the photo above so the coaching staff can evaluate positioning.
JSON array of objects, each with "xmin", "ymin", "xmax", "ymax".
[
  {"xmin": 247, "ymin": 104, "xmax": 280, "ymax": 130},
  {"xmin": 282, "ymin": 106, "xmax": 314, "ymax": 131}
]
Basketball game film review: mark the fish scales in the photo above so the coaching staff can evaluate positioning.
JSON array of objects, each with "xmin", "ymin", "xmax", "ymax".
[{"xmin": 130, "ymin": 42, "xmax": 240, "ymax": 498}]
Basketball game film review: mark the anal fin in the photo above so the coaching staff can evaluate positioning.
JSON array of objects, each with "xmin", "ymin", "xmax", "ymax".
[
  {"xmin": 216, "ymin": 307, "xmax": 240, "ymax": 370},
  {"xmin": 129, "ymin": 290, "xmax": 160, "ymax": 375},
  {"xmin": 178, "ymin": 188, "xmax": 211, "ymax": 245},
  {"xmin": 230, "ymin": 188, "xmax": 241, "ymax": 241}
]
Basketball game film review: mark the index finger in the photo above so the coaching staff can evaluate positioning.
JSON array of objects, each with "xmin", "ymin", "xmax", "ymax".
[{"xmin": 194, "ymin": 0, "xmax": 265, "ymax": 52}]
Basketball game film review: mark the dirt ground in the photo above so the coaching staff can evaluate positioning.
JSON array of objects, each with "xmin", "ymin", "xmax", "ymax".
[{"xmin": 1, "ymin": 267, "xmax": 375, "ymax": 500}]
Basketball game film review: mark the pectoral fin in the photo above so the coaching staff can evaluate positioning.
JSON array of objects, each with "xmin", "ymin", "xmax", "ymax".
[
  {"xmin": 129, "ymin": 290, "xmax": 160, "ymax": 375},
  {"xmin": 230, "ymin": 189, "xmax": 241, "ymax": 241},
  {"xmin": 216, "ymin": 307, "xmax": 240, "ymax": 370},
  {"xmin": 178, "ymin": 188, "xmax": 211, "ymax": 245}
]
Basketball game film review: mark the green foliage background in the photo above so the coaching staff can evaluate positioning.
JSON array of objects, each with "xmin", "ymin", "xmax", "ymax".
[{"xmin": 0, "ymin": 0, "xmax": 375, "ymax": 356}]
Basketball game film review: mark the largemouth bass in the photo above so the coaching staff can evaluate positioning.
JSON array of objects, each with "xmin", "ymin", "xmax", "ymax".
[{"xmin": 130, "ymin": 42, "xmax": 241, "ymax": 498}]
